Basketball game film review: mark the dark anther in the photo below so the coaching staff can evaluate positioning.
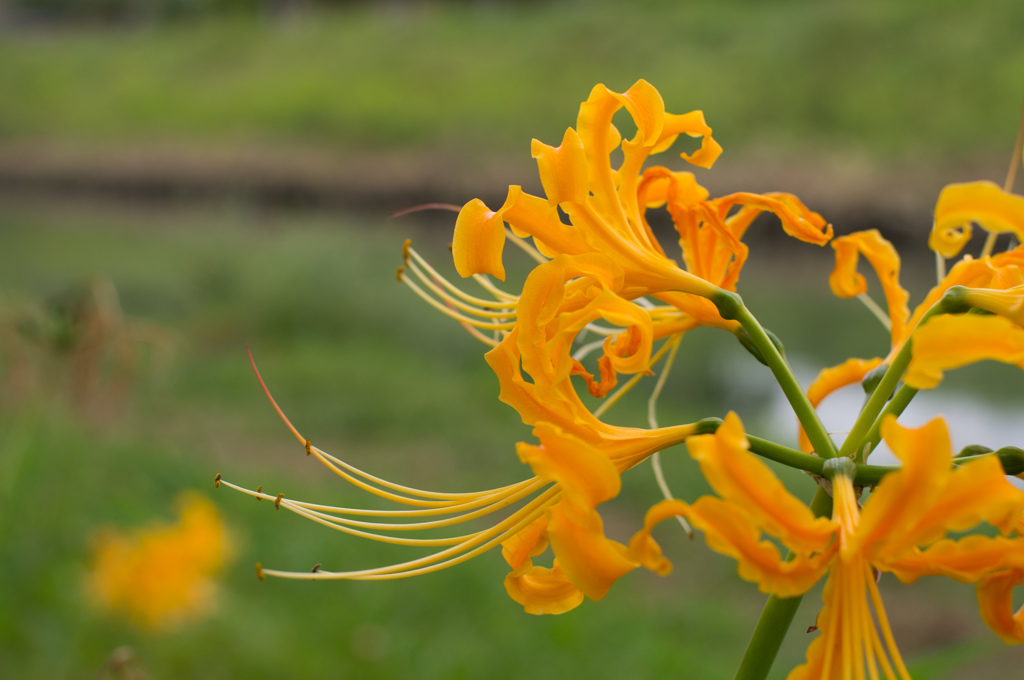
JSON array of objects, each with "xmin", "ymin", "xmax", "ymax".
[
  {"xmin": 305, "ymin": 438, "xmax": 312, "ymax": 456},
  {"xmin": 256, "ymin": 563, "xmax": 265, "ymax": 581},
  {"xmin": 807, "ymin": 625, "xmax": 819, "ymax": 634},
  {"xmin": 275, "ymin": 493, "xmax": 284, "ymax": 509},
  {"xmin": 256, "ymin": 484, "xmax": 262, "ymax": 499},
  {"xmin": 214, "ymin": 473, "xmax": 221, "ymax": 488},
  {"xmin": 311, "ymin": 563, "xmax": 322, "ymax": 573}
]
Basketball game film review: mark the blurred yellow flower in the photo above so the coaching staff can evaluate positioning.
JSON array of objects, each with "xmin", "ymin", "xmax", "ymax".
[
  {"xmin": 634, "ymin": 413, "xmax": 1024, "ymax": 678},
  {"xmin": 86, "ymin": 492, "xmax": 231, "ymax": 630}
]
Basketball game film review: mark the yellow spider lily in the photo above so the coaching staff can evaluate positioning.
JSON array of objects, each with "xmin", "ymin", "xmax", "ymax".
[
  {"xmin": 801, "ymin": 198, "xmax": 1024, "ymax": 452},
  {"xmin": 631, "ymin": 412, "xmax": 1024, "ymax": 678},
  {"xmin": 449, "ymin": 79, "xmax": 831, "ymax": 331},
  {"xmin": 219, "ymin": 346, "xmax": 701, "ymax": 615}
]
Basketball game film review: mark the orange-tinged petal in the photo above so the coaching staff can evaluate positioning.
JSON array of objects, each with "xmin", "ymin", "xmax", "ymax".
[
  {"xmin": 932, "ymin": 181, "xmax": 1024, "ymax": 258},
  {"xmin": 685, "ymin": 496, "xmax": 834, "ymax": 597},
  {"xmin": 886, "ymin": 535, "xmax": 1024, "ymax": 584},
  {"xmin": 502, "ymin": 186, "xmax": 584, "ymax": 259},
  {"xmin": 829, "ymin": 230, "xmax": 910, "ymax": 346},
  {"xmin": 711, "ymin": 192, "xmax": 833, "ymax": 246},
  {"xmin": 896, "ymin": 455, "xmax": 1024, "ymax": 548},
  {"xmin": 501, "ymin": 514, "xmax": 549, "ymax": 570},
  {"xmin": 977, "ymin": 569, "xmax": 1024, "ymax": 644},
  {"xmin": 516, "ymin": 423, "xmax": 620, "ymax": 523},
  {"xmin": 687, "ymin": 412, "xmax": 837, "ymax": 553},
  {"xmin": 798, "ymin": 357, "xmax": 884, "ymax": 453},
  {"xmin": 532, "ymin": 127, "xmax": 589, "ymax": 206},
  {"xmin": 904, "ymin": 314, "xmax": 1024, "ymax": 390},
  {"xmin": 452, "ymin": 198, "xmax": 507, "ymax": 280},
  {"xmin": 546, "ymin": 503, "xmax": 638, "ymax": 601},
  {"xmin": 660, "ymin": 110, "xmax": 722, "ymax": 168},
  {"xmin": 853, "ymin": 417, "xmax": 950, "ymax": 557},
  {"xmin": 628, "ymin": 499, "xmax": 689, "ymax": 576},
  {"xmin": 504, "ymin": 559, "xmax": 585, "ymax": 615}
]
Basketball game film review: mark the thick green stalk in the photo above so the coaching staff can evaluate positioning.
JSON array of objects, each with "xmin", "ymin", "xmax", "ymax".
[
  {"xmin": 859, "ymin": 384, "xmax": 918, "ymax": 459},
  {"xmin": 732, "ymin": 487, "xmax": 834, "ymax": 680},
  {"xmin": 747, "ymin": 434, "xmax": 896, "ymax": 487},
  {"xmin": 836, "ymin": 290, "xmax": 967, "ymax": 460},
  {"xmin": 713, "ymin": 291, "xmax": 838, "ymax": 458}
]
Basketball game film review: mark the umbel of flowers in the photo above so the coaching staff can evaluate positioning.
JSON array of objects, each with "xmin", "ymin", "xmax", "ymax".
[{"xmin": 220, "ymin": 81, "xmax": 1024, "ymax": 678}]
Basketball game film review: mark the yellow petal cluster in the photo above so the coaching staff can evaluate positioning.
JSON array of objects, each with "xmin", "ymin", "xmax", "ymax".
[
  {"xmin": 654, "ymin": 413, "xmax": 1024, "ymax": 677},
  {"xmin": 86, "ymin": 493, "xmax": 231, "ymax": 630}
]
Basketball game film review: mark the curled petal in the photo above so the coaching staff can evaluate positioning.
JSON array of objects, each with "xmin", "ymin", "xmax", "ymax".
[
  {"xmin": 886, "ymin": 535, "xmax": 1024, "ymax": 584},
  {"xmin": 904, "ymin": 314, "xmax": 1024, "ymax": 390},
  {"xmin": 932, "ymin": 181, "xmax": 1024, "ymax": 258},
  {"xmin": 546, "ymin": 503, "xmax": 638, "ymax": 601},
  {"xmin": 711, "ymin": 192, "xmax": 833, "ymax": 246},
  {"xmin": 830, "ymin": 230, "xmax": 910, "ymax": 346},
  {"xmin": 854, "ymin": 416, "xmax": 951, "ymax": 557},
  {"xmin": 452, "ymin": 198, "xmax": 508, "ymax": 280},
  {"xmin": 516, "ymin": 423, "xmax": 621, "ymax": 523},
  {"xmin": 501, "ymin": 514, "xmax": 549, "ymax": 570},
  {"xmin": 977, "ymin": 570, "xmax": 1024, "ymax": 644},
  {"xmin": 503, "ymin": 186, "xmax": 584, "ymax": 259},
  {"xmin": 532, "ymin": 127, "xmax": 589, "ymax": 206},
  {"xmin": 660, "ymin": 110, "xmax": 722, "ymax": 168},
  {"xmin": 684, "ymin": 496, "xmax": 833, "ymax": 597},
  {"xmin": 798, "ymin": 357, "xmax": 883, "ymax": 452},
  {"xmin": 687, "ymin": 412, "xmax": 837, "ymax": 553},
  {"xmin": 896, "ymin": 454, "xmax": 1024, "ymax": 548},
  {"xmin": 628, "ymin": 499, "xmax": 689, "ymax": 576},
  {"xmin": 504, "ymin": 559, "xmax": 584, "ymax": 615}
]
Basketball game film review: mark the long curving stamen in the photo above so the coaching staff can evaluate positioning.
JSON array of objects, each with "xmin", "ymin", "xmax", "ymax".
[
  {"xmin": 404, "ymin": 258, "xmax": 518, "ymax": 319},
  {"xmin": 471, "ymin": 274, "xmax": 519, "ymax": 302},
  {"xmin": 233, "ymin": 477, "xmax": 547, "ymax": 533},
  {"xmin": 646, "ymin": 334, "xmax": 692, "ymax": 536},
  {"xmin": 405, "ymin": 245, "xmax": 518, "ymax": 310},
  {"xmin": 259, "ymin": 487, "xmax": 562, "ymax": 581},
  {"xmin": 248, "ymin": 347, "xmax": 518, "ymax": 502},
  {"xmin": 399, "ymin": 273, "xmax": 517, "ymax": 330},
  {"xmin": 857, "ymin": 293, "xmax": 892, "ymax": 333},
  {"xmin": 505, "ymin": 227, "xmax": 548, "ymax": 265}
]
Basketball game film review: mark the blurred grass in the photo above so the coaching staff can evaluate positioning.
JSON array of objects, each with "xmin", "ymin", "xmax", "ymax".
[
  {"xmin": 0, "ymin": 196, "xmax": 1015, "ymax": 679},
  {"xmin": 1, "ymin": 0, "xmax": 1024, "ymax": 158}
]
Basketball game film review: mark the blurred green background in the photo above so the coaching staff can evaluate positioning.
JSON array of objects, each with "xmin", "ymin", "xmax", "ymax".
[{"xmin": 2, "ymin": 1, "xmax": 1024, "ymax": 678}]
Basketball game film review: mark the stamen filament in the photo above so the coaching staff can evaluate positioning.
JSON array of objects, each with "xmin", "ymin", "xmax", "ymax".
[
  {"xmin": 505, "ymin": 227, "xmax": 548, "ymax": 265},
  {"xmin": 857, "ymin": 293, "xmax": 892, "ymax": 332},
  {"xmin": 406, "ymin": 248, "xmax": 518, "ymax": 310},
  {"xmin": 647, "ymin": 334, "xmax": 692, "ymax": 535},
  {"xmin": 405, "ymin": 259, "xmax": 517, "ymax": 319},
  {"xmin": 399, "ymin": 274, "xmax": 516, "ymax": 330},
  {"xmin": 259, "ymin": 487, "xmax": 562, "ymax": 581}
]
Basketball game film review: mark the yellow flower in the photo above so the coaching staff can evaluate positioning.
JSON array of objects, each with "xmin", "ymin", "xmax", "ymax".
[
  {"xmin": 632, "ymin": 413, "xmax": 1024, "ymax": 677},
  {"xmin": 434, "ymin": 79, "xmax": 831, "ymax": 339},
  {"xmin": 220, "ymin": 344, "xmax": 701, "ymax": 615},
  {"xmin": 801, "ymin": 205, "xmax": 1024, "ymax": 450},
  {"xmin": 86, "ymin": 492, "xmax": 230, "ymax": 630}
]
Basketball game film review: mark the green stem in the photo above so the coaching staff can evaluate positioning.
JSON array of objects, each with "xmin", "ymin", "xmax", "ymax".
[
  {"xmin": 859, "ymin": 384, "xmax": 918, "ymax": 458},
  {"xmin": 714, "ymin": 291, "xmax": 837, "ymax": 458},
  {"xmin": 836, "ymin": 291, "xmax": 965, "ymax": 460},
  {"xmin": 732, "ymin": 487, "xmax": 834, "ymax": 680},
  {"xmin": 747, "ymin": 434, "xmax": 896, "ymax": 487}
]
